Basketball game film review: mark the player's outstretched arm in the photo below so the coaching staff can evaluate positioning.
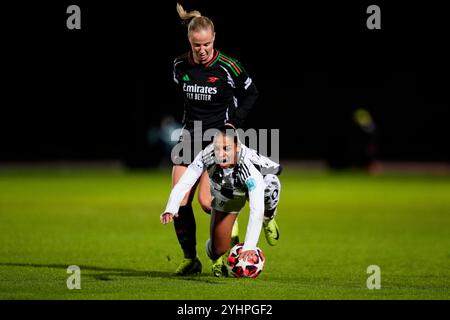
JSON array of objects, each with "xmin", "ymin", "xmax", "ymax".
[
  {"xmin": 240, "ymin": 163, "xmax": 265, "ymax": 256},
  {"xmin": 160, "ymin": 165, "xmax": 202, "ymax": 224},
  {"xmin": 160, "ymin": 152, "xmax": 205, "ymax": 224}
]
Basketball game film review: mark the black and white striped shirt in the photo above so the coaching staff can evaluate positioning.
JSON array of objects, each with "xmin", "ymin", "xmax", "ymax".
[{"xmin": 164, "ymin": 143, "xmax": 281, "ymax": 250}]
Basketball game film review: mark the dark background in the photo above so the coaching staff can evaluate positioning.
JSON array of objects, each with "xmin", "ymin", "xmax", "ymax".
[{"xmin": 2, "ymin": 1, "xmax": 449, "ymax": 167}]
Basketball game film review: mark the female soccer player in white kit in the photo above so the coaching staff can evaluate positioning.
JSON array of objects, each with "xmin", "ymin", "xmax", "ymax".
[{"xmin": 161, "ymin": 126, "xmax": 281, "ymax": 276}]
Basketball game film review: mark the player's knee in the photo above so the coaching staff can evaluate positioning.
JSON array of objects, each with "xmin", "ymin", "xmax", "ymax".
[
  {"xmin": 199, "ymin": 203, "xmax": 212, "ymax": 214},
  {"xmin": 198, "ymin": 194, "xmax": 212, "ymax": 214}
]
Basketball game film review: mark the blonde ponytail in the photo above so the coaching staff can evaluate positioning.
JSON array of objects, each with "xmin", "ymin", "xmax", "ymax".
[
  {"xmin": 177, "ymin": 3, "xmax": 201, "ymax": 21},
  {"xmin": 176, "ymin": 2, "xmax": 215, "ymax": 34}
]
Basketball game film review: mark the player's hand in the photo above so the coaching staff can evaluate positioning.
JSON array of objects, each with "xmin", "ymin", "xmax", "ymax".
[
  {"xmin": 238, "ymin": 250, "xmax": 257, "ymax": 262},
  {"xmin": 160, "ymin": 212, "xmax": 177, "ymax": 224}
]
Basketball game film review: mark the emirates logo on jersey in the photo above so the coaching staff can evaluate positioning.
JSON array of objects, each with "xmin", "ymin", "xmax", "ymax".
[
  {"xmin": 207, "ymin": 77, "xmax": 220, "ymax": 83},
  {"xmin": 183, "ymin": 83, "xmax": 218, "ymax": 101}
]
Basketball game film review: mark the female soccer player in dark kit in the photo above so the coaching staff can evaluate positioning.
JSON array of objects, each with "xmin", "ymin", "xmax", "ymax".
[{"xmin": 169, "ymin": 3, "xmax": 259, "ymax": 275}]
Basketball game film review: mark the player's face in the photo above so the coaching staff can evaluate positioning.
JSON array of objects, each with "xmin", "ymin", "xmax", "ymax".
[
  {"xmin": 214, "ymin": 135, "xmax": 238, "ymax": 169},
  {"xmin": 189, "ymin": 28, "xmax": 215, "ymax": 65}
]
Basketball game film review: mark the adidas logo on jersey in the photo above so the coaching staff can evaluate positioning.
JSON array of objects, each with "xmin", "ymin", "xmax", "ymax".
[{"xmin": 207, "ymin": 77, "xmax": 220, "ymax": 83}]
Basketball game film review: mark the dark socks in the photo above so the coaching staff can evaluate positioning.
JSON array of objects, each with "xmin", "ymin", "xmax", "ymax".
[
  {"xmin": 264, "ymin": 208, "xmax": 277, "ymax": 221},
  {"xmin": 173, "ymin": 204, "xmax": 197, "ymax": 259}
]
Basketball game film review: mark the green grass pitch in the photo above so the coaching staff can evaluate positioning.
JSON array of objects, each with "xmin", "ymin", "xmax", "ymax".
[{"xmin": 0, "ymin": 168, "xmax": 449, "ymax": 299}]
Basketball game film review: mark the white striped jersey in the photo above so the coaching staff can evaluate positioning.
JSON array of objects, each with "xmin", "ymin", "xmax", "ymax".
[{"xmin": 164, "ymin": 143, "xmax": 281, "ymax": 251}]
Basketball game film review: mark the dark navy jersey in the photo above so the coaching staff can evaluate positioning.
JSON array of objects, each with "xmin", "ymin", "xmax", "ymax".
[{"xmin": 173, "ymin": 49, "xmax": 258, "ymax": 131}]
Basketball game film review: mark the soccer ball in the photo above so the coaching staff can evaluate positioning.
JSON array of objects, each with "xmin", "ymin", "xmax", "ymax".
[{"xmin": 226, "ymin": 243, "xmax": 265, "ymax": 278}]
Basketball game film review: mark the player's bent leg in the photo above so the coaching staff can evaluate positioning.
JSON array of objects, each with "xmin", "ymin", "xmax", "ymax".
[
  {"xmin": 198, "ymin": 171, "xmax": 212, "ymax": 214},
  {"xmin": 210, "ymin": 209, "xmax": 237, "ymax": 257},
  {"xmin": 205, "ymin": 239, "xmax": 226, "ymax": 277},
  {"xmin": 207, "ymin": 209, "xmax": 237, "ymax": 277},
  {"xmin": 263, "ymin": 174, "xmax": 281, "ymax": 246},
  {"xmin": 231, "ymin": 218, "xmax": 239, "ymax": 247},
  {"xmin": 220, "ymin": 219, "xmax": 239, "ymax": 277}
]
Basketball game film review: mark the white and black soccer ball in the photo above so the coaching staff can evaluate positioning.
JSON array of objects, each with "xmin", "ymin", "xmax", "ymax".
[{"xmin": 226, "ymin": 243, "xmax": 265, "ymax": 278}]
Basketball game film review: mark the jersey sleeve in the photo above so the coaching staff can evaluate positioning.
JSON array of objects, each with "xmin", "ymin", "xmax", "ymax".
[
  {"xmin": 173, "ymin": 57, "xmax": 185, "ymax": 85},
  {"xmin": 217, "ymin": 54, "xmax": 259, "ymax": 128},
  {"xmin": 163, "ymin": 151, "xmax": 204, "ymax": 215},
  {"xmin": 237, "ymin": 161, "xmax": 265, "ymax": 251},
  {"xmin": 173, "ymin": 61, "xmax": 180, "ymax": 85},
  {"xmin": 250, "ymin": 150, "xmax": 282, "ymax": 176},
  {"xmin": 223, "ymin": 56, "xmax": 253, "ymax": 91}
]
